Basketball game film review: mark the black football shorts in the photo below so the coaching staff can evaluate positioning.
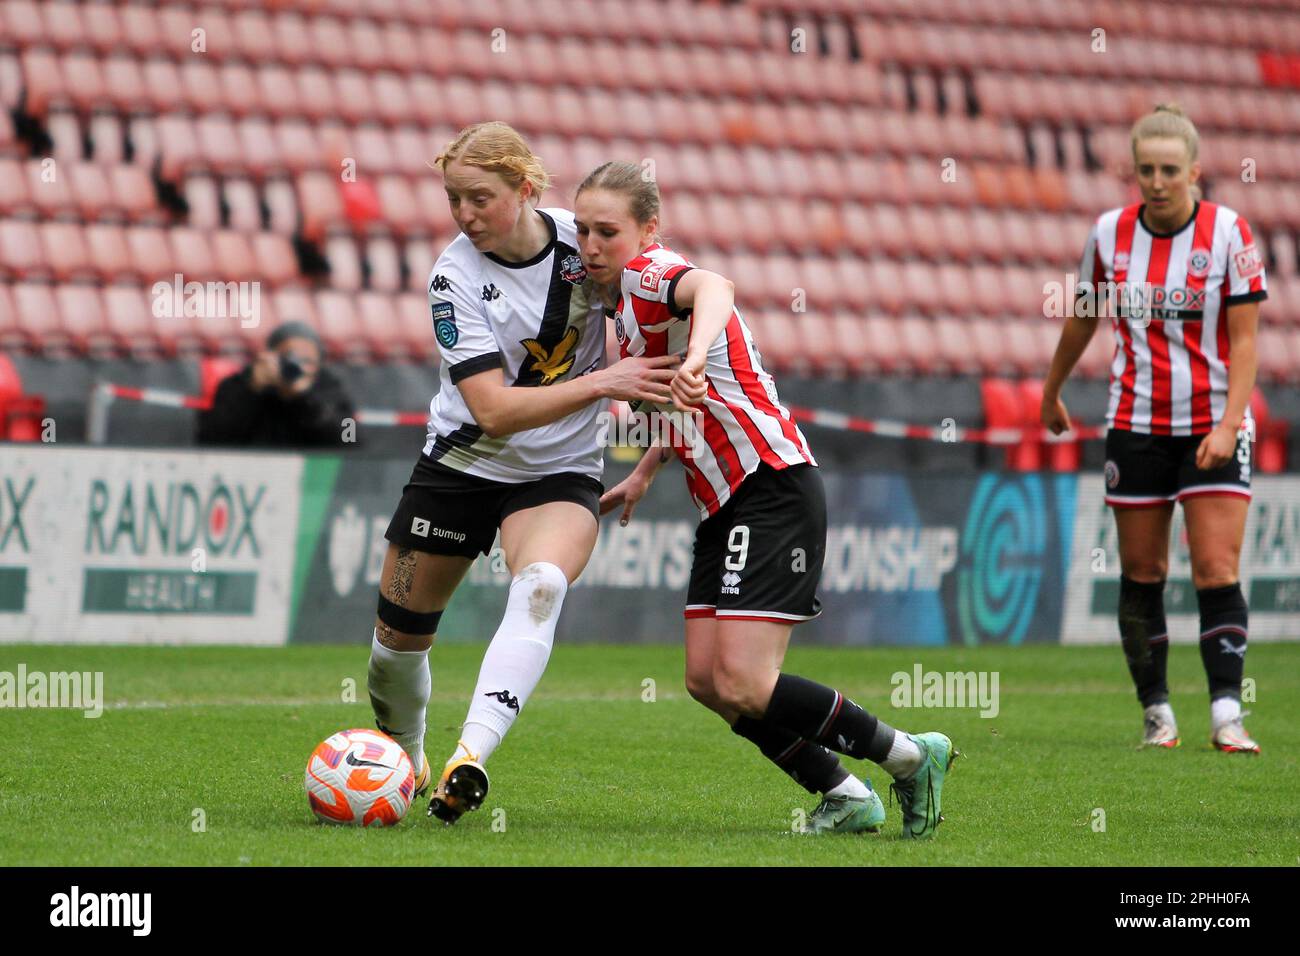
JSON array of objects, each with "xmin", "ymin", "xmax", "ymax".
[
  {"xmin": 685, "ymin": 462, "xmax": 825, "ymax": 624},
  {"xmin": 385, "ymin": 454, "xmax": 603, "ymax": 557},
  {"xmin": 1103, "ymin": 426, "xmax": 1252, "ymax": 508}
]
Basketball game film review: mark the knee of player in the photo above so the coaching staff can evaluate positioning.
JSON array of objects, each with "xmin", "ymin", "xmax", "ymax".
[
  {"xmin": 684, "ymin": 668, "xmax": 717, "ymax": 707},
  {"xmin": 710, "ymin": 661, "xmax": 765, "ymax": 715},
  {"xmin": 1120, "ymin": 561, "xmax": 1168, "ymax": 583},
  {"xmin": 510, "ymin": 562, "xmax": 569, "ymax": 622},
  {"xmin": 1191, "ymin": 567, "xmax": 1240, "ymax": 591}
]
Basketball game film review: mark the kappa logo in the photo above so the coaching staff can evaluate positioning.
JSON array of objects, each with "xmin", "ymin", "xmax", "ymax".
[
  {"xmin": 429, "ymin": 274, "xmax": 452, "ymax": 293},
  {"xmin": 559, "ymin": 253, "xmax": 586, "ymax": 284},
  {"xmin": 481, "ymin": 283, "xmax": 502, "ymax": 301},
  {"xmin": 521, "ymin": 326, "xmax": 581, "ymax": 385},
  {"xmin": 1187, "ymin": 248, "xmax": 1212, "ymax": 279},
  {"xmin": 485, "ymin": 689, "xmax": 520, "ymax": 712},
  {"xmin": 1234, "ymin": 243, "xmax": 1263, "ymax": 280},
  {"xmin": 639, "ymin": 261, "xmax": 669, "ymax": 293}
]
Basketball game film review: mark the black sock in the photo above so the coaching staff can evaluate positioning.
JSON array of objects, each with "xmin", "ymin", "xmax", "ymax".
[
  {"xmin": 1197, "ymin": 582, "xmax": 1247, "ymax": 701},
  {"xmin": 731, "ymin": 717, "xmax": 849, "ymax": 795},
  {"xmin": 762, "ymin": 673, "xmax": 896, "ymax": 763},
  {"xmin": 1118, "ymin": 576, "xmax": 1170, "ymax": 707}
]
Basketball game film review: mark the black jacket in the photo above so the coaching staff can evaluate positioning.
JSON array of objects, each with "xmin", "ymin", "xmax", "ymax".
[{"xmin": 196, "ymin": 366, "xmax": 357, "ymax": 448}]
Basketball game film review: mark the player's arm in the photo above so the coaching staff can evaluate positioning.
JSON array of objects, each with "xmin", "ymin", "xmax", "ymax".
[
  {"xmin": 599, "ymin": 440, "xmax": 671, "ymax": 526},
  {"xmin": 1198, "ymin": 219, "xmax": 1268, "ymax": 468},
  {"xmin": 1042, "ymin": 228, "xmax": 1105, "ymax": 434},
  {"xmin": 666, "ymin": 269, "xmax": 735, "ymax": 412},
  {"xmin": 458, "ymin": 360, "xmax": 678, "ymax": 439},
  {"xmin": 1195, "ymin": 300, "xmax": 1260, "ymax": 469}
]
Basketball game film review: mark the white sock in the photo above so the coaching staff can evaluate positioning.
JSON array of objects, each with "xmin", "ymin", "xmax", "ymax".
[
  {"xmin": 367, "ymin": 631, "xmax": 431, "ymax": 775},
  {"xmin": 1211, "ymin": 697, "xmax": 1241, "ymax": 729},
  {"xmin": 1145, "ymin": 701, "xmax": 1176, "ymax": 724},
  {"xmin": 826, "ymin": 774, "xmax": 871, "ymax": 799},
  {"xmin": 880, "ymin": 731, "xmax": 924, "ymax": 779},
  {"xmin": 450, "ymin": 562, "xmax": 566, "ymax": 768}
]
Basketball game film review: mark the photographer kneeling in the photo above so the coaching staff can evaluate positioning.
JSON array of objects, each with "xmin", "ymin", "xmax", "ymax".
[{"xmin": 197, "ymin": 322, "xmax": 356, "ymax": 448}]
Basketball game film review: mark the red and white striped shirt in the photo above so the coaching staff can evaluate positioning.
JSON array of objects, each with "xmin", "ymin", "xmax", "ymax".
[
  {"xmin": 1078, "ymin": 201, "xmax": 1267, "ymax": 435},
  {"xmin": 614, "ymin": 243, "xmax": 815, "ymax": 517}
]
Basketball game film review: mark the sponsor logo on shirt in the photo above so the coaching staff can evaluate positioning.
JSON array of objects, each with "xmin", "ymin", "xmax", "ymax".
[
  {"xmin": 1234, "ymin": 244, "xmax": 1263, "ymax": 280},
  {"xmin": 520, "ymin": 326, "xmax": 581, "ymax": 385},
  {"xmin": 640, "ymin": 261, "xmax": 669, "ymax": 293}
]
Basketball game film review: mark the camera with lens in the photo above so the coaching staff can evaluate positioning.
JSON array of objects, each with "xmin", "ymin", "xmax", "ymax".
[{"xmin": 279, "ymin": 354, "xmax": 307, "ymax": 384}]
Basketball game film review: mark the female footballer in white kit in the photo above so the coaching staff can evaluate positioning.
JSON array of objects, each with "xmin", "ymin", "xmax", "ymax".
[
  {"xmin": 576, "ymin": 162, "xmax": 958, "ymax": 838},
  {"xmin": 366, "ymin": 123, "xmax": 678, "ymax": 823},
  {"xmin": 1042, "ymin": 105, "xmax": 1266, "ymax": 753}
]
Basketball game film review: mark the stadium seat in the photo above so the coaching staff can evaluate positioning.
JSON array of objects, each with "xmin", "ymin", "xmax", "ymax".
[
  {"xmin": 0, "ymin": 220, "xmax": 46, "ymax": 279},
  {"xmin": 9, "ymin": 282, "xmax": 66, "ymax": 355},
  {"xmin": 0, "ymin": 350, "xmax": 46, "ymax": 441},
  {"xmin": 54, "ymin": 284, "xmax": 116, "ymax": 359},
  {"xmin": 39, "ymin": 223, "xmax": 94, "ymax": 282}
]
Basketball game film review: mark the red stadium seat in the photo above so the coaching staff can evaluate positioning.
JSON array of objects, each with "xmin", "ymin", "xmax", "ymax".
[
  {"xmin": 933, "ymin": 316, "xmax": 979, "ymax": 376},
  {"xmin": 250, "ymin": 233, "xmax": 302, "ymax": 287},
  {"xmin": 0, "ymin": 283, "xmax": 26, "ymax": 352},
  {"xmin": 394, "ymin": 290, "xmax": 436, "ymax": 363},
  {"xmin": 314, "ymin": 289, "xmax": 369, "ymax": 361},
  {"xmin": 12, "ymin": 282, "xmax": 69, "ymax": 356},
  {"xmin": 0, "ymin": 220, "xmax": 46, "ymax": 279},
  {"xmin": 100, "ymin": 286, "xmax": 158, "ymax": 361},
  {"xmin": 127, "ymin": 227, "xmax": 179, "ymax": 286},
  {"xmin": 0, "ymin": 349, "xmax": 46, "ymax": 440},
  {"xmin": 83, "ymin": 223, "xmax": 132, "ymax": 282},
  {"xmin": 39, "ymin": 223, "xmax": 94, "ymax": 282},
  {"xmin": 0, "ymin": 158, "xmax": 34, "ymax": 217},
  {"xmin": 25, "ymin": 158, "xmax": 78, "ymax": 218},
  {"xmin": 861, "ymin": 315, "xmax": 905, "ymax": 376},
  {"xmin": 54, "ymin": 284, "xmax": 116, "ymax": 358}
]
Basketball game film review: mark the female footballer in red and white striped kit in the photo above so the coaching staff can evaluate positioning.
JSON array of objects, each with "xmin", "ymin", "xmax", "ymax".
[
  {"xmin": 575, "ymin": 162, "xmax": 957, "ymax": 838},
  {"xmin": 1043, "ymin": 105, "xmax": 1266, "ymax": 753}
]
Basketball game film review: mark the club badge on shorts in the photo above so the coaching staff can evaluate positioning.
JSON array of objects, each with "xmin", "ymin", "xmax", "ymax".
[{"xmin": 1104, "ymin": 459, "xmax": 1120, "ymax": 489}]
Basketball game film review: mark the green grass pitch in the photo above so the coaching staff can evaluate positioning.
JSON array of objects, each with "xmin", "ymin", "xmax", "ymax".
[{"xmin": 1, "ymin": 641, "xmax": 1295, "ymax": 866}]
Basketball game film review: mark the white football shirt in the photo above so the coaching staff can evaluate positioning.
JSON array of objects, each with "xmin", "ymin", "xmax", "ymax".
[{"xmin": 422, "ymin": 208, "xmax": 606, "ymax": 483}]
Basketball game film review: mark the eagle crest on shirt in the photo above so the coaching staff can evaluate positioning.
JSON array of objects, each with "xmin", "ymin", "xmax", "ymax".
[{"xmin": 520, "ymin": 326, "xmax": 580, "ymax": 385}]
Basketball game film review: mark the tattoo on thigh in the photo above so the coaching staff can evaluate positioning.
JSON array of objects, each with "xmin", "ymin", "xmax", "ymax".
[{"xmin": 387, "ymin": 547, "xmax": 416, "ymax": 608}]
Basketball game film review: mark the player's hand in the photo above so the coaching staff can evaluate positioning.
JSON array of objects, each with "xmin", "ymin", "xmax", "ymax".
[
  {"xmin": 250, "ymin": 351, "xmax": 280, "ymax": 392},
  {"xmin": 670, "ymin": 350, "xmax": 708, "ymax": 414},
  {"xmin": 1041, "ymin": 392, "xmax": 1072, "ymax": 435},
  {"xmin": 598, "ymin": 355, "xmax": 679, "ymax": 404},
  {"xmin": 599, "ymin": 471, "xmax": 653, "ymax": 526},
  {"xmin": 1195, "ymin": 424, "xmax": 1238, "ymax": 470}
]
